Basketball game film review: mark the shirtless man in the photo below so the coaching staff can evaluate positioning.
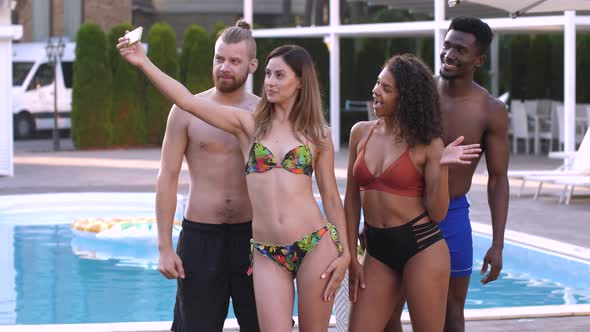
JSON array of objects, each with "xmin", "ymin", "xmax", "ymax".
[
  {"xmin": 155, "ymin": 20, "xmax": 261, "ymax": 332},
  {"xmin": 385, "ymin": 16, "xmax": 509, "ymax": 332}
]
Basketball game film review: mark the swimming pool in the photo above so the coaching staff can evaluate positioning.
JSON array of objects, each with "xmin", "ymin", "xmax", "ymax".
[{"xmin": 1, "ymin": 193, "xmax": 589, "ymax": 325}]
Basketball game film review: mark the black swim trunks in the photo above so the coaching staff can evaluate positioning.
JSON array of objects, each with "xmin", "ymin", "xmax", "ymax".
[{"xmin": 171, "ymin": 219, "xmax": 260, "ymax": 332}]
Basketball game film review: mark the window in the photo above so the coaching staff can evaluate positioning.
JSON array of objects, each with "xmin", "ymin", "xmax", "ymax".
[
  {"xmin": 26, "ymin": 63, "xmax": 54, "ymax": 91},
  {"xmin": 61, "ymin": 62, "xmax": 74, "ymax": 88},
  {"xmin": 13, "ymin": 62, "xmax": 34, "ymax": 86}
]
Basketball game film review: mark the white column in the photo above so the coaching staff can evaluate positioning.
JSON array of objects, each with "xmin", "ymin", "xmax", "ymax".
[
  {"xmin": 491, "ymin": 35, "xmax": 499, "ymax": 97},
  {"xmin": 0, "ymin": 224, "xmax": 15, "ymax": 323},
  {"xmin": 564, "ymin": 11, "xmax": 576, "ymax": 152},
  {"xmin": 244, "ymin": 0, "xmax": 254, "ymax": 93},
  {"xmin": 434, "ymin": 0, "xmax": 446, "ymax": 74},
  {"xmin": 329, "ymin": 0, "xmax": 340, "ymax": 151},
  {"xmin": 0, "ymin": 3, "xmax": 23, "ymax": 177}
]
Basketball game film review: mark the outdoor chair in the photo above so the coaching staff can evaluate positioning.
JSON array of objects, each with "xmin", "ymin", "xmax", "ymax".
[
  {"xmin": 555, "ymin": 105, "xmax": 586, "ymax": 149},
  {"xmin": 510, "ymin": 100, "xmax": 532, "ymax": 154},
  {"xmin": 530, "ymin": 100, "xmax": 553, "ymax": 154},
  {"xmin": 509, "ymin": 127, "xmax": 590, "ymax": 197},
  {"xmin": 524, "ymin": 175, "xmax": 590, "ymax": 204}
]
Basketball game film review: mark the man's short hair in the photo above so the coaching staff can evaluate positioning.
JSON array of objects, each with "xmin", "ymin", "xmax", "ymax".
[
  {"xmin": 218, "ymin": 19, "xmax": 256, "ymax": 59},
  {"xmin": 448, "ymin": 16, "xmax": 493, "ymax": 55}
]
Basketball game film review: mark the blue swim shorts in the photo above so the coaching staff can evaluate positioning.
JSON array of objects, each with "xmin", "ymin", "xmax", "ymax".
[{"xmin": 438, "ymin": 195, "xmax": 473, "ymax": 277}]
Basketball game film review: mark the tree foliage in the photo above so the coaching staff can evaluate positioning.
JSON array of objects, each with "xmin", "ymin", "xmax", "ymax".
[
  {"xmin": 145, "ymin": 23, "xmax": 179, "ymax": 145},
  {"xmin": 510, "ymin": 35, "xmax": 530, "ymax": 100},
  {"xmin": 72, "ymin": 23, "xmax": 112, "ymax": 149},
  {"xmin": 181, "ymin": 24, "xmax": 213, "ymax": 94},
  {"xmin": 108, "ymin": 23, "xmax": 147, "ymax": 146},
  {"xmin": 577, "ymin": 34, "xmax": 590, "ymax": 103}
]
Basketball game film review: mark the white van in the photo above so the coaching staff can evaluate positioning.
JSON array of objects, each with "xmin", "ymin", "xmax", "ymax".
[{"xmin": 12, "ymin": 42, "xmax": 75, "ymax": 139}]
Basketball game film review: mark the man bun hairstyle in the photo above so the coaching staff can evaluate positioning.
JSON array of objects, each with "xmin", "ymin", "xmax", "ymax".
[
  {"xmin": 448, "ymin": 16, "xmax": 493, "ymax": 55},
  {"xmin": 218, "ymin": 19, "xmax": 256, "ymax": 59},
  {"xmin": 235, "ymin": 19, "xmax": 251, "ymax": 30}
]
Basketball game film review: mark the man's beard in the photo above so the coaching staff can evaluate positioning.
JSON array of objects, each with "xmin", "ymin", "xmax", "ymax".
[{"xmin": 214, "ymin": 73, "xmax": 248, "ymax": 93}]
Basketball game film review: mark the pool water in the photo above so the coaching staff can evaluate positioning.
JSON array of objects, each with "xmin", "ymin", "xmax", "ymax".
[
  {"xmin": 471, "ymin": 234, "xmax": 590, "ymax": 308},
  {"xmin": 1, "ymin": 193, "xmax": 589, "ymax": 325},
  {"xmin": 7, "ymin": 224, "xmax": 177, "ymax": 325}
]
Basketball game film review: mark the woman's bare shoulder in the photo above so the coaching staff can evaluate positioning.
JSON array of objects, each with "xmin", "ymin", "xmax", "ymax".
[{"xmin": 350, "ymin": 120, "xmax": 377, "ymax": 142}]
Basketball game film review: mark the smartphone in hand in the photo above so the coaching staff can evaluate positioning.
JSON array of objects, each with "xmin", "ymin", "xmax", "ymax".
[{"xmin": 125, "ymin": 27, "xmax": 143, "ymax": 46}]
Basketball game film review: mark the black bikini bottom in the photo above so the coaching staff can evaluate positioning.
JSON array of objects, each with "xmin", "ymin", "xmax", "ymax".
[{"xmin": 365, "ymin": 212, "xmax": 444, "ymax": 273}]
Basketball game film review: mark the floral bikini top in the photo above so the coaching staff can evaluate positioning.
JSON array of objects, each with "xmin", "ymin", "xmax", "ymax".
[{"xmin": 244, "ymin": 142, "xmax": 313, "ymax": 176}]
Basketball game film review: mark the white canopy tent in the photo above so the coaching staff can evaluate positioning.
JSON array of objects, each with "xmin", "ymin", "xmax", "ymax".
[
  {"xmin": 243, "ymin": 0, "xmax": 590, "ymax": 153},
  {"xmin": 450, "ymin": 0, "xmax": 590, "ymax": 17}
]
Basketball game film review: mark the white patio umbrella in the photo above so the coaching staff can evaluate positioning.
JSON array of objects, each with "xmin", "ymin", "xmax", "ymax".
[{"xmin": 449, "ymin": 0, "xmax": 590, "ymax": 17}]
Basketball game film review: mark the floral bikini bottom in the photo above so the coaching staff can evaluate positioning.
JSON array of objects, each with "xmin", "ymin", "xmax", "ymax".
[{"xmin": 248, "ymin": 223, "xmax": 343, "ymax": 277}]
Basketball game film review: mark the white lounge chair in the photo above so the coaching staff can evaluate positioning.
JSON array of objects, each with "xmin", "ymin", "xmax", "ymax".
[
  {"xmin": 552, "ymin": 176, "xmax": 590, "ymax": 204},
  {"xmin": 508, "ymin": 127, "xmax": 590, "ymax": 197},
  {"xmin": 498, "ymin": 92, "xmax": 510, "ymax": 105},
  {"xmin": 524, "ymin": 174, "xmax": 590, "ymax": 204}
]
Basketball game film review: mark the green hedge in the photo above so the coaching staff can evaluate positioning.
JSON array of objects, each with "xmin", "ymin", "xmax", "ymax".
[
  {"xmin": 145, "ymin": 23, "xmax": 179, "ymax": 145},
  {"xmin": 527, "ymin": 35, "xmax": 552, "ymax": 99},
  {"xmin": 181, "ymin": 24, "xmax": 213, "ymax": 94},
  {"xmin": 577, "ymin": 34, "xmax": 590, "ymax": 103},
  {"xmin": 72, "ymin": 23, "xmax": 112, "ymax": 149},
  {"xmin": 549, "ymin": 34, "xmax": 564, "ymax": 101},
  {"xmin": 108, "ymin": 23, "xmax": 147, "ymax": 146},
  {"xmin": 510, "ymin": 35, "xmax": 530, "ymax": 100},
  {"xmin": 507, "ymin": 33, "xmax": 590, "ymax": 102}
]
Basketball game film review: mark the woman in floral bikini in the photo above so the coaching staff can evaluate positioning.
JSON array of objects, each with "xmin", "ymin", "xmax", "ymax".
[{"xmin": 118, "ymin": 37, "xmax": 349, "ymax": 331}]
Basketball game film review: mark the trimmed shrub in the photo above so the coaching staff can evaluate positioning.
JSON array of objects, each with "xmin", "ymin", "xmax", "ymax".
[
  {"xmin": 549, "ymin": 34, "xmax": 564, "ymax": 101},
  {"xmin": 145, "ymin": 22, "xmax": 179, "ymax": 145},
  {"xmin": 419, "ymin": 36, "xmax": 435, "ymax": 72},
  {"xmin": 510, "ymin": 35, "xmax": 530, "ymax": 100},
  {"xmin": 108, "ymin": 23, "xmax": 147, "ymax": 146},
  {"xmin": 527, "ymin": 34, "xmax": 552, "ymax": 99},
  {"xmin": 181, "ymin": 25, "xmax": 213, "ymax": 93},
  {"xmin": 294, "ymin": 38, "xmax": 330, "ymax": 104},
  {"xmin": 72, "ymin": 23, "xmax": 112, "ymax": 149},
  {"xmin": 498, "ymin": 35, "xmax": 512, "ymax": 95},
  {"xmin": 577, "ymin": 34, "xmax": 590, "ymax": 103},
  {"xmin": 252, "ymin": 33, "xmax": 283, "ymax": 94},
  {"xmin": 356, "ymin": 38, "xmax": 386, "ymax": 100},
  {"xmin": 210, "ymin": 21, "xmax": 228, "ymax": 41},
  {"xmin": 340, "ymin": 38, "xmax": 358, "ymax": 104},
  {"xmin": 474, "ymin": 48, "xmax": 491, "ymax": 91}
]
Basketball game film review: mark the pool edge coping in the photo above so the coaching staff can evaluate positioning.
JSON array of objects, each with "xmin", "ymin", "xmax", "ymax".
[
  {"xmin": 2, "ymin": 304, "xmax": 590, "ymax": 332},
  {"xmin": 471, "ymin": 221, "xmax": 590, "ymax": 262}
]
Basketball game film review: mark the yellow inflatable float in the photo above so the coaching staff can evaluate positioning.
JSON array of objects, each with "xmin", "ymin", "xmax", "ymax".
[
  {"xmin": 71, "ymin": 217, "xmax": 181, "ymax": 239},
  {"xmin": 70, "ymin": 217, "xmax": 182, "ymax": 262}
]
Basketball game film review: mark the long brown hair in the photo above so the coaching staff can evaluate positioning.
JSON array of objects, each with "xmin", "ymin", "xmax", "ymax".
[{"xmin": 253, "ymin": 45, "xmax": 326, "ymax": 147}]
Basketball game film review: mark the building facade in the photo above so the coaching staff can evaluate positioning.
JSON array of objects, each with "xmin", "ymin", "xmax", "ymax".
[{"xmin": 12, "ymin": 0, "xmax": 132, "ymax": 42}]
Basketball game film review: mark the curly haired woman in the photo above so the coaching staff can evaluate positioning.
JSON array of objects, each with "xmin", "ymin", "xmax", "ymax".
[{"xmin": 345, "ymin": 54, "xmax": 480, "ymax": 332}]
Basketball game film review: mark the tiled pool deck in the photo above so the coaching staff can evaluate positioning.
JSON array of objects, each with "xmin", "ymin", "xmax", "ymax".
[{"xmin": 1, "ymin": 138, "xmax": 589, "ymax": 331}]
